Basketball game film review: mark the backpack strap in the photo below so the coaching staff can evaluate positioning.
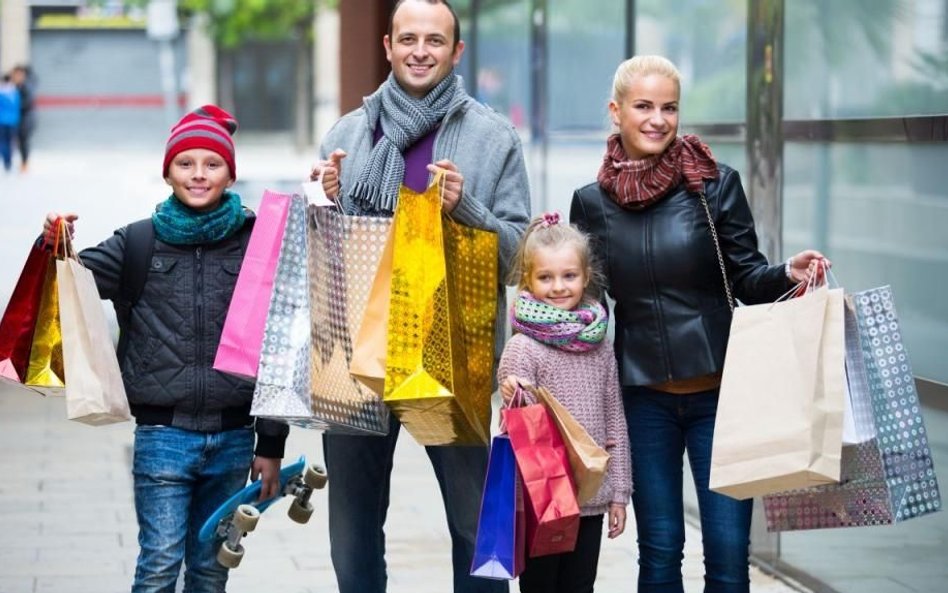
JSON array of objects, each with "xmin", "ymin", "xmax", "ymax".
[{"xmin": 115, "ymin": 218, "xmax": 155, "ymax": 360}]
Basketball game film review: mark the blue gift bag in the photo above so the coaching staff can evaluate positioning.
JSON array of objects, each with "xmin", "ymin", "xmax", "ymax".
[{"xmin": 470, "ymin": 434, "xmax": 524, "ymax": 579}]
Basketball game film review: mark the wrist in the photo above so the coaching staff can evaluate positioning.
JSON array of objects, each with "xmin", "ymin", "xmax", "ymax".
[{"xmin": 784, "ymin": 256, "xmax": 794, "ymax": 281}]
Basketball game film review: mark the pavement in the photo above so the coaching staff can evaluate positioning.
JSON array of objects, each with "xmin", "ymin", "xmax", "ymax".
[{"xmin": 0, "ymin": 144, "xmax": 803, "ymax": 593}]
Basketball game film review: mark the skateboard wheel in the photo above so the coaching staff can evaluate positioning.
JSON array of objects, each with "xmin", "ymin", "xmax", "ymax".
[
  {"xmin": 303, "ymin": 464, "xmax": 328, "ymax": 489},
  {"xmin": 288, "ymin": 498, "xmax": 315, "ymax": 524},
  {"xmin": 217, "ymin": 542, "xmax": 245, "ymax": 569},
  {"xmin": 234, "ymin": 504, "xmax": 260, "ymax": 533}
]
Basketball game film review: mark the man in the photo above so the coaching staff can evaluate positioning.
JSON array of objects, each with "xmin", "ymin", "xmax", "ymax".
[
  {"xmin": 10, "ymin": 65, "xmax": 35, "ymax": 173},
  {"xmin": 310, "ymin": 1, "xmax": 530, "ymax": 591}
]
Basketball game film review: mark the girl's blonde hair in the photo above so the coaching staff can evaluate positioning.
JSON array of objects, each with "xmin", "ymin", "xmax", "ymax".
[
  {"xmin": 611, "ymin": 55, "xmax": 681, "ymax": 103},
  {"xmin": 508, "ymin": 213, "xmax": 604, "ymax": 300}
]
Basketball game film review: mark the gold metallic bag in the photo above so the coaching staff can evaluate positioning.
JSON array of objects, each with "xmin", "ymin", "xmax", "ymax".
[
  {"xmin": 24, "ymin": 221, "xmax": 66, "ymax": 394},
  {"xmin": 382, "ymin": 173, "xmax": 497, "ymax": 446}
]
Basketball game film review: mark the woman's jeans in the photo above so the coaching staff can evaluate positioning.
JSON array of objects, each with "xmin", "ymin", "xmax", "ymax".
[
  {"xmin": 131, "ymin": 425, "xmax": 254, "ymax": 593},
  {"xmin": 623, "ymin": 386, "xmax": 752, "ymax": 593}
]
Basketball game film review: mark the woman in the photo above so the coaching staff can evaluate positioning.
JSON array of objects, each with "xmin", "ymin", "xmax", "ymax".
[{"xmin": 569, "ymin": 55, "xmax": 826, "ymax": 593}]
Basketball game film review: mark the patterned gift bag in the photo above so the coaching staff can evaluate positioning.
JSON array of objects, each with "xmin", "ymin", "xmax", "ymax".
[{"xmin": 764, "ymin": 287, "xmax": 941, "ymax": 530}]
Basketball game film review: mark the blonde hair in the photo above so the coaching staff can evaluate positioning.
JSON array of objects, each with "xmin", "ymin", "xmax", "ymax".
[
  {"xmin": 611, "ymin": 55, "xmax": 681, "ymax": 103},
  {"xmin": 508, "ymin": 214, "xmax": 604, "ymax": 300}
]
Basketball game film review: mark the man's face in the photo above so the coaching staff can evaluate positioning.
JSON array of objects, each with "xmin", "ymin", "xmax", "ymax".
[{"xmin": 384, "ymin": 0, "xmax": 464, "ymax": 99}]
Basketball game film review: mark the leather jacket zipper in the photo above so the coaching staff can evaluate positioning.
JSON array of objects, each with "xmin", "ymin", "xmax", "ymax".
[{"xmin": 644, "ymin": 214, "xmax": 673, "ymax": 381}]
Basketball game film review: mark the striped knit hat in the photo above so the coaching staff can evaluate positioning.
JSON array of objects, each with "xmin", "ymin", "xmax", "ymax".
[{"xmin": 162, "ymin": 104, "xmax": 238, "ymax": 178}]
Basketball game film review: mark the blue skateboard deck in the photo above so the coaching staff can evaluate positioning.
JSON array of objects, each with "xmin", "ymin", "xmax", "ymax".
[{"xmin": 198, "ymin": 455, "xmax": 311, "ymax": 542}]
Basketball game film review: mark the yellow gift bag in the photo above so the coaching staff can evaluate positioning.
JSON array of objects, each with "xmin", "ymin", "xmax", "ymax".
[{"xmin": 382, "ymin": 172, "xmax": 497, "ymax": 446}]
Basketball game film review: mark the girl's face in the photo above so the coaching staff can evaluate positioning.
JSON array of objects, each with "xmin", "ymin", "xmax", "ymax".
[
  {"xmin": 608, "ymin": 73, "xmax": 680, "ymax": 160},
  {"xmin": 527, "ymin": 244, "xmax": 587, "ymax": 311},
  {"xmin": 165, "ymin": 148, "xmax": 234, "ymax": 212}
]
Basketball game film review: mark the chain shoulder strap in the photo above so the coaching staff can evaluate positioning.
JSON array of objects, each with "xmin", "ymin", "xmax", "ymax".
[{"xmin": 698, "ymin": 192, "xmax": 735, "ymax": 312}]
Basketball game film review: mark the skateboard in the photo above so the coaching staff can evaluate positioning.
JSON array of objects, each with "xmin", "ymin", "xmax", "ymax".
[{"xmin": 198, "ymin": 455, "xmax": 328, "ymax": 568}]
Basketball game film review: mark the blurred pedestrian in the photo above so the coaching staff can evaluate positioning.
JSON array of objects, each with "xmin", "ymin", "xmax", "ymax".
[
  {"xmin": 10, "ymin": 65, "xmax": 36, "ymax": 173},
  {"xmin": 0, "ymin": 73, "xmax": 21, "ymax": 173}
]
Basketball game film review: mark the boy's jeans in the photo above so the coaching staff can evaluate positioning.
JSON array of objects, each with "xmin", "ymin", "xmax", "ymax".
[{"xmin": 131, "ymin": 425, "xmax": 253, "ymax": 593}]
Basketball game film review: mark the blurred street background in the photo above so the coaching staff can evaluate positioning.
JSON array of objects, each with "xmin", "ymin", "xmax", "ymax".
[{"xmin": 1, "ymin": 1, "xmax": 947, "ymax": 592}]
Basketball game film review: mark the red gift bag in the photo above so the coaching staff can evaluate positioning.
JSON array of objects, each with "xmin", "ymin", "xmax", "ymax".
[
  {"xmin": 502, "ymin": 400, "xmax": 581, "ymax": 558},
  {"xmin": 0, "ymin": 238, "xmax": 56, "ymax": 383}
]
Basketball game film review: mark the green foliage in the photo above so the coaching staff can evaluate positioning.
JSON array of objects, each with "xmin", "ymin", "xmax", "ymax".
[{"xmin": 180, "ymin": 0, "xmax": 320, "ymax": 48}]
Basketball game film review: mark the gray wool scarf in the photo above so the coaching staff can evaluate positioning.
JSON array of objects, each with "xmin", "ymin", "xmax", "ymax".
[{"xmin": 348, "ymin": 72, "xmax": 459, "ymax": 213}]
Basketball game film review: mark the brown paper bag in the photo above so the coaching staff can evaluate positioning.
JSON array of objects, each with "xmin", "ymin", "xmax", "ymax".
[
  {"xmin": 709, "ymin": 286, "xmax": 845, "ymax": 499},
  {"xmin": 349, "ymin": 221, "xmax": 395, "ymax": 396},
  {"xmin": 529, "ymin": 385, "xmax": 610, "ymax": 505},
  {"xmin": 58, "ymin": 253, "xmax": 131, "ymax": 425}
]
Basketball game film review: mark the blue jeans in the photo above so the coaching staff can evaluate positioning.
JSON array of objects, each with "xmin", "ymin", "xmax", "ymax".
[
  {"xmin": 323, "ymin": 414, "xmax": 507, "ymax": 593},
  {"xmin": 0, "ymin": 124, "xmax": 13, "ymax": 170},
  {"xmin": 622, "ymin": 386, "xmax": 752, "ymax": 593},
  {"xmin": 131, "ymin": 425, "xmax": 254, "ymax": 593}
]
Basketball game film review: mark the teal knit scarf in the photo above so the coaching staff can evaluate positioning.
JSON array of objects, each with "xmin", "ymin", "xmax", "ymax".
[{"xmin": 152, "ymin": 191, "xmax": 246, "ymax": 245}]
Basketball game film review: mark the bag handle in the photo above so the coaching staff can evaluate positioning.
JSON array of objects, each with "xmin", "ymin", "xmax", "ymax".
[{"xmin": 698, "ymin": 192, "xmax": 735, "ymax": 312}]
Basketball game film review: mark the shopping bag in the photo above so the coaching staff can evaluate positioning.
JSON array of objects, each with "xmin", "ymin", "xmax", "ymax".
[
  {"xmin": 382, "ymin": 173, "xmax": 497, "ymax": 446},
  {"xmin": 710, "ymin": 285, "xmax": 845, "ymax": 499},
  {"xmin": 214, "ymin": 190, "xmax": 292, "ymax": 379},
  {"xmin": 503, "ymin": 400, "xmax": 580, "ymax": 557},
  {"xmin": 24, "ymin": 221, "xmax": 68, "ymax": 394},
  {"xmin": 764, "ymin": 287, "xmax": 941, "ymax": 530},
  {"xmin": 528, "ymin": 384, "xmax": 610, "ymax": 505},
  {"xmin": 470, "ymin": 434, "xmax": 526, "ymax": 580},
  {"xmin": 57, "ymin": 235, "xmax": 131, "ymax": 425},
  {"xmin": 306, "ymin": 202, "xmax": 391, "ymax": 435},
  {"xmin": 0, "ymin": 243, "xmax": 52, "ymax": 383},
  {"xmin": 251, "ymin": 194, "xmax": 314, "ymax": 424},
  {"xmin": 349, "ymin": 219, "xmax": 394, "ymax": 396}
]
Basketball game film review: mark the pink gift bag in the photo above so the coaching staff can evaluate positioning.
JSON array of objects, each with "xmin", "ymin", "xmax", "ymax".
[{"xmin": 214, "ymin": 190, "xmax": 292, "ymax": 379}]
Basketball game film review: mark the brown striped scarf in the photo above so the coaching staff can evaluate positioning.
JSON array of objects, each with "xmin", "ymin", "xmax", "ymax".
[{"xmin": 597, "ymin": 133, "xmax": 719, "ymax": 210}]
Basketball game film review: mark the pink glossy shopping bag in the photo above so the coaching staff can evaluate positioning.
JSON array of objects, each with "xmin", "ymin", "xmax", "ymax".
[{"xmin": 213, "ymin": 190, "xmax": 292, "ymax": 379}]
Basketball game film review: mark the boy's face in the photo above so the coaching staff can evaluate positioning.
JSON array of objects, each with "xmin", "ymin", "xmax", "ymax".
[{"xmin": 164, "ymin": 148, "xmax": 234, "ymax": 212}]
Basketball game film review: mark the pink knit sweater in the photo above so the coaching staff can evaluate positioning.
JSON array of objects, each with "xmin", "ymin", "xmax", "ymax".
[{"xmin": 497, "ymin": 333, "xmax": 632, "ymax": 516}]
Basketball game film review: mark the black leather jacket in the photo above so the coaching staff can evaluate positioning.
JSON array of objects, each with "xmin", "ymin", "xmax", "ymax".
[
  {"xmin": 570, "ymin": 164, "xmax": 791, "ymax": 387},
  {"xmin": 79, "ymin": 214, "xmax": 288, "ymax": 457}
]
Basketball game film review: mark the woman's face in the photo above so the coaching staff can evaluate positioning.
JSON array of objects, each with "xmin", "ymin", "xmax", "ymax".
[{"xmin": 609, "ymin": 73, "xmax": 680, "ymax": 160}]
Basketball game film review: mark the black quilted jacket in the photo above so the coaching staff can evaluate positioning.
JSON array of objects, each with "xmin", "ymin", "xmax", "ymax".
[
  {"xmin": 79, "ymin": 214, "xmax": 288, "ymax": 457},
  {"xmin": 570, "ymin": 164, "xmax": 792, "ymax": 387}
]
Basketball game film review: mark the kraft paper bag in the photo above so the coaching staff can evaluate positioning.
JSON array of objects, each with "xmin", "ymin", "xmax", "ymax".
[
  {"xmin": 529, "ymin": 385, "xmax": 610, "ymax": 506},
  {"xmin": 57, "ymin": 249, "xmax": 131, "ymax": 425},
  {"xmin": 710, "ymin": 286, "xmax": 845, "ymax": 499},
  {"xmin": 349, "ymin": 219, "xmax": 395, "ymax": 396}
]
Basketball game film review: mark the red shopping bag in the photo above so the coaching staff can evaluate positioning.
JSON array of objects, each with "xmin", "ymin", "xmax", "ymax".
[
  {"xmin": 0, "ymin": 234, "xmax": 57, "ymax": 383},
  {"xmin": 214, "ymin": 190, "xmax": 292, "ymax": 379},
  {"xmin": 502, "ymin": 400, "xmax": 581, "ymax": 558}
]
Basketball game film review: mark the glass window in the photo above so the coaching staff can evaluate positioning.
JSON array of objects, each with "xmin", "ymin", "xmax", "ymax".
[
  {"xmin": 634, "ymin": 0, "xmax": 747, "ymax": 124},
  {"xmin": 783, "ymin": 141, "xmax": 948, "ymax": 384},
  {"xmin": 785, "ymin": 0, "xmax": 948, "ymax": 119},
  {"xmin": 474, "ymin": 0, "xmax": 531, "ymax": 131},
  {"xmin": 547, "ymin": 1, "xmax": 626, "ymax": 131}
]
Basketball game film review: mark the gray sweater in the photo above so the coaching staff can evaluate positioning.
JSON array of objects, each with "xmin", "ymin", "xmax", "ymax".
[{"xmin": 320, "ymin": 77, "xmax": 533, "ymax": 357}]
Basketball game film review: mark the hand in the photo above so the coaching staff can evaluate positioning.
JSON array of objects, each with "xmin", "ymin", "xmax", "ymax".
[
  {"xmin": 787, "ymin": 249, "xmax": 831, "ymax": 285},
  {"xmin": 43, "ymin": 212, "xmax": 78, "ymax": 242},
  {"xmin": 310, "ymin": 149, "xmax": 346, "ymax": 199},
  {"xmin": 251, "ymin": 456, "xmax": 282, "ymax": 502},
  {"xmin": 500, "ymin": 375, "xmax": 529, "ymax": 404},
  {"xmin": 607, "ymin": 503, "xmax": 627, "ymax": 539},
  {"xmin": 427, "ymin": 159, "xmax": 464, "ymax": 214}
]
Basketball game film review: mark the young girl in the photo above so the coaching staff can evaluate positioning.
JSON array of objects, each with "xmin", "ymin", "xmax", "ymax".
[
  {"xmin": 498, "ymin": 211, "xmax": 631, "ymax": 593},
  {"xmin": 42, "ymin": 105, "xmax": 288, "ymax": 592}
]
